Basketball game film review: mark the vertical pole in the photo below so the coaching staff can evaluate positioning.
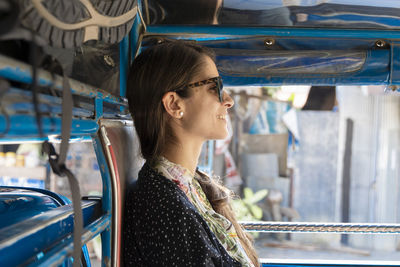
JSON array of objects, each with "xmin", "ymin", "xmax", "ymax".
[
  {"xmin": 92, "ymin": 136, "xmax": 113, "ymax": 266},
  {"xmin": 119, "ymin": 36, "xmax": 129, "ymax": 100},
  {"xmin": 341, "ymin": 118, "xmax": 353, "ymax": 245}
]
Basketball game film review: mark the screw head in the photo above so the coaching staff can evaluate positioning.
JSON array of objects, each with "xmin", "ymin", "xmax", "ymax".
[
  {"xmin": 264, "ymin": 38, "xmax": 275, "ymax": 46},
  {"xmin": 375, "ymin": 40, "xmax": 386, "ymax": 48}
]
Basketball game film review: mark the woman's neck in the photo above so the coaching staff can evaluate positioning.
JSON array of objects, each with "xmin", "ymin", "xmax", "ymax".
[{"xmin": 162, "ymin": 140, "xmax": 203, "ymax": 175}]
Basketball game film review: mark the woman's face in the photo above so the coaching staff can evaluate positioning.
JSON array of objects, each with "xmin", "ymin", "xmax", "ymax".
[{"xmin": 180, "ymin": 56, "xmax": 234, "ymax": 141}]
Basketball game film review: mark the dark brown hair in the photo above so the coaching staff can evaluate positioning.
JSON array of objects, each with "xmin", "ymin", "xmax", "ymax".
[
  {"xmin": 126, "ymin": 39, "xmax": 259, "ymax": 266},
  {"xmin": 195, "ymin": 172, "xmax": 260, "ymax": 266},
  {"xmin": 127, "ymin": 39, "xmax": 212, "ymax": 163}
]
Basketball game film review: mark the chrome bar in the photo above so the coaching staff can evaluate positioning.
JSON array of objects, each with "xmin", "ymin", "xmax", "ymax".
[{"xmin": 241, "ymin": 221, "xmax": 400, "ymax": 234}]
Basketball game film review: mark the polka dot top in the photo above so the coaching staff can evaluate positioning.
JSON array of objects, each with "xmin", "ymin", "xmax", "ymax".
[
  {"xmin": 123, "ymin": 162, "xmax": 242, "ymax": 266},
  {"xmin": 155, "ymin": 157, "xmax": 254, "ymax": 266}
]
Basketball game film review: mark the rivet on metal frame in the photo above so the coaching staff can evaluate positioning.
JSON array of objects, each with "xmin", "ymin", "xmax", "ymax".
[
  {"xmin": 375, "ymin": 40, "xmax": 386, "ymax": 48},
  {"xmin": 264, "ymin": 38, "xmax": 275, "ymax": 46}
]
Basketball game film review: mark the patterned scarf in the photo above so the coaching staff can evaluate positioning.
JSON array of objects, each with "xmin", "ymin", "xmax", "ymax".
[{"xmin": 155, "ymin": 157, "xmax": 254, "ymax": 267}]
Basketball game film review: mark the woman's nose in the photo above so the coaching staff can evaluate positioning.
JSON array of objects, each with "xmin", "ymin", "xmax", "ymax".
[{"xmin": 222, "ymin": 91, "xmax": 234, "ymax": 108}]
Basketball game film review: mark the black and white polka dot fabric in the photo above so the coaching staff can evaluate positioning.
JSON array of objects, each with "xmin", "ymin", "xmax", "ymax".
[{"xmin": 123, "ymin": 163, "xmax": 241, "ymax": 266}]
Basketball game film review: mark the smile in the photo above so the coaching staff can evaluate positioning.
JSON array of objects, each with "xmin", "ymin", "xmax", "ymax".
[{"xmin": 217, "ymin": 115, "xmax": 226, "ymax": 120}]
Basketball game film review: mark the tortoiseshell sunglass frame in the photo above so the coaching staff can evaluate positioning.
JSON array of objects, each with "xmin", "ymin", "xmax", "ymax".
[{"xmin": 174, "ymin": 76, "xmax": 224, "ymax": 102}]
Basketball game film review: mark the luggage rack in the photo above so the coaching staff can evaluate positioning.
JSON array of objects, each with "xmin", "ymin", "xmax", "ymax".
[
  {"xmin": 0, "ymin": 54, "xmax": 129, "ymax": 141},
  {"xmin": 0, "ymin": 48, "xmax": 128, "ymax": 265}
]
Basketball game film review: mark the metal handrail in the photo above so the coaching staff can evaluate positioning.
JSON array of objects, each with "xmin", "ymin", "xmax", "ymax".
[{"xmin": 241, "ymin": 221, "xmax": 400, "ymax": 234}]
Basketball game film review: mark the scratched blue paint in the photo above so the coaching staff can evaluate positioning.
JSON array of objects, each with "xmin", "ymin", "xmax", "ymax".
[{"xmin": 95, "ymin": 97, "xmax": 104, "ymax": 120}]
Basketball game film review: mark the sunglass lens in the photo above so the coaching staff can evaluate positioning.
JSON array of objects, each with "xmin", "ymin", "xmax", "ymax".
[{"xmin": 218, "ymin": 77, "xmax": 223, "ymax": 102}]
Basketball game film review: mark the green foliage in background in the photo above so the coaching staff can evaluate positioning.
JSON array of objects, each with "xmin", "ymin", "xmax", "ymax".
[
  {"xmin": 232, "ymin": 187, "xmax": 268, "ymax": 221},
  {"xmin": 232, "ymin": 187, "xmax": 268, "ymax": 238}
]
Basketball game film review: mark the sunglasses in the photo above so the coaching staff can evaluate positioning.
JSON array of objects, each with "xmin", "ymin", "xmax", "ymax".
[{"xmin": 174, "ymin": 76, "xmax": 224, "ymax": 102}]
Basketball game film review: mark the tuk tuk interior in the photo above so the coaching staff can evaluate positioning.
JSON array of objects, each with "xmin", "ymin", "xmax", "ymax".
[{"xmin": 0, "ymin": 0, "xmax": 400, "ymax": 266}]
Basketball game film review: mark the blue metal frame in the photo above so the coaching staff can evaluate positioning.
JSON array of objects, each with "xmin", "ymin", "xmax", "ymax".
[
  {"xmin": 0, "ymin": 185, "xmax": 70, "ymax": 205},
  {"xmin": 0, "ymin": 56, "xmax": 120, "ymax": 265},
  {"xmin": 0, "ymin": 55, "xmax": 128, "ymax": 141},
  {"xmin": 0, "ymin": 186, "xmax": 94, "ymax": 266},
  {"xmin": 146, "ymin": 25, "xmax": 400, "ymax": 40},
  {"xmin": 0, "ymin": 56, "xmax": 126, "ymax": 106},
  {"xmin": 1, "ymin": 3, "xmax": 400, "ymax": 266},
  {"xmin": 119, "ymin": 36, "xmax": 129, "ymax": 99},
  {"xmin": 0, "ymin": 199, "xmax": 103, "ymax": 266},
  {"xmin": 0, "ymin": 3, "xmax": 138, "ymax": 267},
  {"xmin": 0, "ymin": 115, "xmax": 98, "ymax": 138},
  {"xmin": 30, "ymin": 215, "xmax": 110, "ymax": 267},
  {"xmin": 145, "ymin": 26, "xmax": 400, "ymax": 86},
  {"xmin": 216, "ymin": 50, "xmax": 390, "ymax": 86},
  {"xmin": 92, "ymin": 135, "xmax": 113, "ymax": 266}
]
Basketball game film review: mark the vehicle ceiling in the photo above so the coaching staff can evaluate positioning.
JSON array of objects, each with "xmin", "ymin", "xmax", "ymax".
[
  {"xmin": 139, "ymin": 1, "xmax": 400, "ymax": 87},
  {"xmin": 144, "ymin": 0, "xmax": 400, "ymax": 29}
]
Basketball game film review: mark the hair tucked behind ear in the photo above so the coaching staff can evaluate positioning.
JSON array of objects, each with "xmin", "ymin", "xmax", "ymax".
[{"xmin": 196, "ymin": 172, "xmax": 260, "ymax": 267}]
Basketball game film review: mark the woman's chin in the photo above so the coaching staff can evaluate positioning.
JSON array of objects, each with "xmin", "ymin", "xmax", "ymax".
[{"xmin": 212, "ymin": 131, "xmax": 229, "ymax": 140}]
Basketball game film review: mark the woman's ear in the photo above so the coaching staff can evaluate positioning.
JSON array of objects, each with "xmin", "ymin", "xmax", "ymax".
[{"xmin": 162, "ymin": 92, "xmax": 184, "ymax": 119}]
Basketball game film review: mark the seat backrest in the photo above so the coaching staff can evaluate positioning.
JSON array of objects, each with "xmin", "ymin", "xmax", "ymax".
[{"xmin": 98, "ymin": 119, "xmax": 144, "ymax": 267}]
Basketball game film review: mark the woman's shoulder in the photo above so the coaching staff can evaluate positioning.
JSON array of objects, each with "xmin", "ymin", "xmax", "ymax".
[
  {"xmin": 124, "ymin": 163, "xmax": 203, "ymax": 236},
  {"xmin": 125, "ymin": 163, "xmax": 191, "ymax": 212},
  {"xmin": 129, "ymin": 162, "xmax": 177, "ymax": 194}
]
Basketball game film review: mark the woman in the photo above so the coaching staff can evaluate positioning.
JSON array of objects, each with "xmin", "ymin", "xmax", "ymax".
[{"xmin": 123, "ymin": 39, "xmax": 259, "ymax": 266}]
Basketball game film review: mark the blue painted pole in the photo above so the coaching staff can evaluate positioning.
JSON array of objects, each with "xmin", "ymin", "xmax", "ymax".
[
  {"xmin": 119, "ymin": 36, "xmax": 129, "ymax": 99},
  {"xmin": 92, "ymin": 136, "xmax": 113, "ymax": 267}
]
